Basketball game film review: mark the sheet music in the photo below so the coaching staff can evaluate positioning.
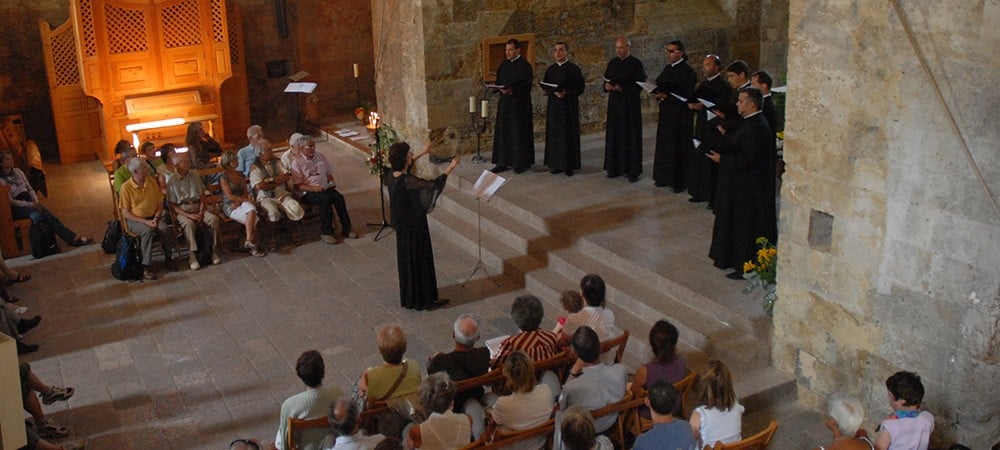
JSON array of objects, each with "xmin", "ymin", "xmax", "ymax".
[
  {"xmin": 707, "ymin": 111, "xmax": 717, "ymax": 121},
  {"xmin": 693, "ymin": 138, "xmax": 702, "ymax": 149},
  {"xmin": 540, "ymin": 81, "xmax": 559, "ymax": 88},
  {"xmin": 670, "ymin": 92, "xmax": 687, "ymax": 102},
  {"xmin": 485, "ymin": 335, "xmax": 509, "ymax": 359},
  {"xmin": 335, "ymin": 129, "xmax": 358, "ymax": 137},
  {"xmin": 636, "ymin": 81, "xmax": 657, "ymax": 93},
  {"xmin": 472, "ymin": 170, "xmax": 506, "ymax": 201},
  {"xmin": 284, "ymin": 82, "xmax": 317, "ymax": 93},
  {"xmin": 697, "ymin": 98, "xmax": 716, "ymax": 109},
  {"xmin": 484, "ymin": 84, "xmax": 507, "ymax": 90}
]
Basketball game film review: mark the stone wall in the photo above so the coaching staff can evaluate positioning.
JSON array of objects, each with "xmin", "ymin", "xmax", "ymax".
[
  {"xmin": 374, "ymin": 0, "xmax": 767, "ymax": 156},
  {"xmin": 776, "ymin": 0, "xmax": 1000, "ymax": 447}
]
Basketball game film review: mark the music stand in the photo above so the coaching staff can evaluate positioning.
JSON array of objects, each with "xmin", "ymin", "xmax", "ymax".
[
  {"xmin": 366, "ymin": 121, "xmax": 392, "ymax": 241},
  {"xmin": 462, "ymin": 170, "xmax": 506, "ymax": 287},
  {"xmin": 284, "ymin": 81, "xmax": 317, "ymax": 133}
]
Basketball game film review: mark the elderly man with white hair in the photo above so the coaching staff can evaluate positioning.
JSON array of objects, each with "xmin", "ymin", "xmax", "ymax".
[
  {"xmin": 249, "ymin": 139, "xmax": 304, "ymax": 225},
  {"xmin": 236, "ymin": 124, "xmax": 264, "ymax": 176},
  {"xmin": 427, "ymin": 314, "xmax": 490, "ymax": 411},
  {"xmin": 280, "ymin": 132, "xmax": 305, "ymax": 174},
  {"xmin": 167, "ymin": 152, "xmax": 221, "ymax": 270},
  {"xmin": 814, "ymin": 393, "xmax": 872, "ymax": 450},
  {"xmin": 118, "ymin": 156, "xmax": 171, "ymax": 280}
]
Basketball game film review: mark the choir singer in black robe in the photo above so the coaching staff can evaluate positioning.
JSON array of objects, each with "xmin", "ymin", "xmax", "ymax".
[
  {"xmin": 388, "ymin": 142, "xmax": 460, "ymax": 310},
  {"xmin": 706, "ymin": 87, "xmax": 777, "ymax": 279},
  {"xmin": 542, "ymin": 42, "xmax": 585, "ymax": 176},
  {"xmin": 651, "ymin": 40, "xmax": 696, "ymax": 191},
  {"xmin": 490, "ymin": 39, "xmax": 534, "ymax": 174},
  {"xmin": 603, "ymin": 37, "xmax": 647, "ymax": 182},
  {"xmin": 687, "ymin": 54, "xmax": 732, "ymax": 204}
]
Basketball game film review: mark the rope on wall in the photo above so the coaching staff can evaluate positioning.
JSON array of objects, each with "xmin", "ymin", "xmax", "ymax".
[{"xmin": 889, "ymin": 0, "xmax": 1000, "ymax": 218}]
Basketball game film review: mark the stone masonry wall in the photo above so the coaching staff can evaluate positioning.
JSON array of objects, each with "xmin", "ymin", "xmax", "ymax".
[
  {"xmin": 376, "ymin": 0, "xmax": 759, "ymax": 156},
  {"xmin": 777, "ymin": 0, "xmax": 1000, "ymax": 447}
]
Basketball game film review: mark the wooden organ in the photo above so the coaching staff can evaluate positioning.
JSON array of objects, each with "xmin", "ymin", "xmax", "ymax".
[{"xmin": 39, "ymin": 0, "xmax": 249, "ymax": 163}]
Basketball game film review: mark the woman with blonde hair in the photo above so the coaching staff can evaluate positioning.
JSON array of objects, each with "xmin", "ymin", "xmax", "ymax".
[
  {"xmin": 690, "ymin": 360, "xmax": 744, "ymax": 447},
  {"xmin": 489, "ymin": 351, "xmax": 554, "ymax": 449}
]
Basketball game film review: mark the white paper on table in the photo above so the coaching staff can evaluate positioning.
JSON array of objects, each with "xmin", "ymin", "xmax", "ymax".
[
  {"xmin": 349, "ymin": 135, "xmax": 369, "ymax": 141},
  {"xmin": 485, "ymin": 335, "xmax": 509, "ymax": 359},
  {"xmin": 636, "ymin": 81, "xmax": 658, "ymax": 93},
  {"xmin": 697, "ymin": 98, "xmax": 716, "ymax": 108},
  {"xmin": 284, "ymin": 82, "xmax": 317, "ymax": 93},
  {"xmin": 335, "ymin": 130, "xmax": 358, "ymax": 137},
  {"xmin": 472, "ymin": 170, "xmax": 507, "ymax": 201}
]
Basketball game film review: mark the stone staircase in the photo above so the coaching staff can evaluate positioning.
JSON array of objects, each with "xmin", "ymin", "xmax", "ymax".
[{"xmin": 322, "ymin": 123, "xmax": 826, "ymax": 449}]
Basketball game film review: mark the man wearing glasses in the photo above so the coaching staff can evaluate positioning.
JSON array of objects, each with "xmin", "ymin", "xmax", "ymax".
[{"xmin": 651, "ymin": 40, "xmax": 697, "ymax": 192}]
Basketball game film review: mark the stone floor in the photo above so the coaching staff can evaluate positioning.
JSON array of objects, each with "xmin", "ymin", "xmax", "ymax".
[{"xmin": 6, "ymin": 135, "xmax": 829, "ymax": 449}]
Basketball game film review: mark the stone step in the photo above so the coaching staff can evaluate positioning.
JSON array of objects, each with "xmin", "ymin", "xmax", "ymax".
[{"xmin": 432, "ymin": 188, "xmax": 771, "ymax": 369}]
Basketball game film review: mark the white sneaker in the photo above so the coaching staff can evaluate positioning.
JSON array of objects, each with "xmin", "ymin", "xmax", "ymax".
[
  {"xmin": 212, "ymin": 253, "xmax": 222, "ymax": 265},
  {"xmin": 190, "ymin": 260, "xmax": 200, "ymax": 271}
]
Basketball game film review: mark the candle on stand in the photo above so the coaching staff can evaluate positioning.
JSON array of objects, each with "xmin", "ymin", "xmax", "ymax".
[
  {"xmin": 469, "ymin": 96, "xmax": 476, "ymax": 114},
  {"xmin": 480, "ymin": 100, "xmax": 488, "ymax": 118},
  {"xmin": 353, "ymin": 63, "xmax": 359, "ymax": 78}
]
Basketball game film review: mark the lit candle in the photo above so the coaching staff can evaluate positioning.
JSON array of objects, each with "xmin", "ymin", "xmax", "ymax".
[
  {"xmin": 481, "ymin": 100, "xmax": 488, "ymax": 118},
  {"xmin": 469, "ymin": 96, "xmax": 476, "ymax": 114},
  {"xmin": 353, "ymin": 63, "xmax": 359, "ymax": 78}
]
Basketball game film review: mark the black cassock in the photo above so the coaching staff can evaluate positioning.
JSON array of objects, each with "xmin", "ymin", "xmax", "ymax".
[
  {"xmin": 492, "ymin": 56, "xmax": 534, "ymax": 170},
  {"xmin": 602, "ymin": 55, "xmax": 647, "ymax": 178},
  {"xmin": 708, "ymin": 113, "xmax": 777, "ymax": 271},
  {"xmin": 761, "ymin": 95, "xmax": 778, "ymax": 134},
  {"xmin": 652, "ymin": 59, "xmax": 696, "ymax": 189},
  {"xmin": 390, "ymin": 172, "xmax": 448, "ymax": 310},
  {"xmin": 688, "ymin": 74, "xmax": 733, "ymax": 202},
  {"xmin": 542, "ymin": 61, "xmax": 585, "ymax": 171}
]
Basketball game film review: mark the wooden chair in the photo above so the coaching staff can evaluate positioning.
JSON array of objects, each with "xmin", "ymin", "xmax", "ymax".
[
  {"xmin": 533, "ymin": 350, "xmax": 579, "ymax": 385},
  {"xmin": 286, "ymin": 416, "xmax": 330, "ymax": 450},
  {"xmin": 630, "ymin": 369, "xmax": 699, "ymax": 436},
  {"xmin": 198, "ymin": 167, "xmax": 246, "ymax": 250},
  {"xmin": 706, "ymin": 420, "xmax": 779, "ymax": 450},
  {"xmin": 460, "ymin": 418, "xmax": 556, "ymax": 449},
  {"xmin": 589, "ymin": 390, "xmax": 647, "ymax": 450},
  {"xmin": 673, "ymin": 370, "xmax": 698, "ymax": 419},
  {"xmin": 600, "ymin": 329, "xmax": 630, "ymax": 364},
  {"xmin": 0, "ymin": 184, "xmax": 33, "ymax": 257}
]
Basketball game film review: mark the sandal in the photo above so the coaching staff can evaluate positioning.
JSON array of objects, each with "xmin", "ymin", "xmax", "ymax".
[
  {"xmin": 250, "ymin": 248, "xmax": 266, "ymax": 258},
  {"xmin": 143, "ymin": 270, "xmax": 157, "ymax": 281},
  {"xmin": 12, "ymin": 272, "xmax": 30, "ymax": 283},
  {"xmin": 42, "ymin": 385, "xmax": 75, "ymax": 404},
  {"xmin": 38, "ymin": 417, "xmax": 69, "ymax": 438}
]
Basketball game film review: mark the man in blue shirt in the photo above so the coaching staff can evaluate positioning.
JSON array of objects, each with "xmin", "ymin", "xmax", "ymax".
[
  {"xmin": 236, "ymin": 124, "xmax": 264, "ymax": 176},
  {"xmin": 634, "ymin": 380, "xmax": 695, "ymax": 450}
]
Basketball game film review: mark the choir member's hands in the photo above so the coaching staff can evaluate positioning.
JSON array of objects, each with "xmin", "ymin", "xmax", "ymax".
[
  {"xmin": 604, "ymin": 81, "xmax": 621, "ymax": 92},
  {"xmin": 716, "ymin": 124, "xmax": 727, "ymax": 135},
  {"xmin": 715, "ymin": 109, "xmax": 726, "ymax": 119},
  {"xmin": 706, "ymin": 151, "xmax": 721, "ymax": 164},
  {"xmin": 689, "ymin": 102, "xmax": 704, "ymax": 111},
  {"xmin": 555, "ymin": 90, "xmax": 566, "ymax": 99},
  {"xmin": 500, "ymin": 87, "xmax": 513, "ymax": 95},
  {"xmin": 655, "ymin": 92, "xmax": 667, "ymax": 101}
]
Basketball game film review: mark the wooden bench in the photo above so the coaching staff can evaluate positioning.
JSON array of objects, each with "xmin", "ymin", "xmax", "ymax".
[{"xmin": 0, "ymin": 184, "xmax": 33, "ymax": 258}]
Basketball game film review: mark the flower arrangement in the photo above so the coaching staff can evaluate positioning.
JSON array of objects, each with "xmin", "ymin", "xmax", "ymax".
[
  {"xmin": 365, "ymin": 121, "xmax": 397, "ymax": 177},
  {"xmin": 742, "ymin": 237, "xmax": 777, "ymax": 316}
]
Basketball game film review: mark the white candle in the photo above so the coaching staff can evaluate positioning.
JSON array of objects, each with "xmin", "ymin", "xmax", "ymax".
[
  {"xmin": 469, "ymin": 96, "xmax": 476, "ymax": 114},
  {"xmin": 353, "ymin": 63, "xmax": 359, "ymax": 78},
  {"xmin": 481, "ymin": 100, "xmax": 488, "ymax": 118}
]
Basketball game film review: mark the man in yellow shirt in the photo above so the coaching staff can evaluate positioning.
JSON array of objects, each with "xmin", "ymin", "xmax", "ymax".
[{"xmin": 119, "ymin": 158, "xmax": 171, "ymax": 280}]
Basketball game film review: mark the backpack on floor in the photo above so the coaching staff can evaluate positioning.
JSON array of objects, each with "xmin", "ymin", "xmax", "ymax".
[
  {"xmin": 111, "ymin": 235, "xmax": 143, "ymax": 281},
  {"xmin": 101, "ymin": 219, "xmax": 122, "ymax": 254},
  {"xmin": 194, "ymin": 225, "xmax": 214, "ymax": 267},
  {"xmin": 29, "ymin": 221, "xmax": 59, "ymax": 259}
]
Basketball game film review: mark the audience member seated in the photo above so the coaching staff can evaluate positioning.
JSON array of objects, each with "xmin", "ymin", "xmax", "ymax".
[
  {"xmin": 374, "ymin": 438, "xmax": 404, "ymax": 450},
  {"xmin": 2, "ymin": 151, "xmax": 94, "ymax": 251},
  {"xmin": 631, "ymin": 319, "xmax": 688, "ymax": 418},
  {"xmin": 491, "ymin": 295, "xmax": 560, "ymax": 370},
  {"xmin": 875, "ymin": 371, "xmax": 933, "ymax": 450},
  {"xmin": 488, "ymin": 351, "xmax": 554, "ymax": 449},
  {"xmin": 20, "ymin": 361, "xmax": 76, "ymax": 441},
  {"xmin": 358, "ymin": 325, "xmax": 422, "ymax": 402},
  {"xmin": 167, "ymin": 152, "xmax": 222, "ymax": 271},
  {"xmin": 552, "ymin": 290, "xmax": 584, "ymax": 335},
  {"xmin": 249, "ymin": 140, "xmax": 304, "ymax": 229},
  {"xmin": 0, "ymin": 248, "xmax": 30, "ymax": 284},
  {"xmin": 815, "ymin": 393, "xmax": 873, "ymax": 450},
  {"xmin": 427, "ymin": 313, "xmax": 490, "ymax": 414},
  {"xmin": 1, "ymin": 302, "xmax": 41, "ymax": 353},
  {"xmin": 406, "ymin": 372, "xmax": 472, "ymax": 450},
  {"xmin": 138, "ymin": 141, "xmax": 167, "ymax": 191},
  {"xmin": 119, "ymin": 157, "xmax": 172, "ymax": 280},
  {"xmin": 228, "ymin": 439, "xmax": 261, "ymax": 450},
  {"xmin": 559, "ymin": 405, "xmax": 613, "ymax": 450},
  {"xmin": 690, "ymin": 360, "xmax": 743, "ymax": 448},
  {"xmin": 238, "ymin": 125, "xmax": 265, "ymax": 176},
  {"xmin": 186, "ymin": 121, "xmax": 223, "ymax": 169},
  {"xmin": 557, "ymin": 326, "xmax": 626, "ymax": 439},
  {"xmin": 158, "ymin": 144, "xmax": 179, "ymax": 186},
  {"xmin": 273, "ymin": 350, "xmax": 343, "ymax": 450},
  {"xmin": 633, "ymin": 381, "xmax": 694, "ymax": 450},
  {"xmin": 22, "ymin": 426, "xmax": 86, "ymax": 450},
  {"xmin": 281, "ymin": 133, "xmax": 304, "ymax": 174},
  {"xmin": 219, "ymin": 151, "xmax": 265, "ymax": 257},
  {"xmin": 110, "ymin": 139, "xmax": 132, "ymax": 171},
  {"xmin": 320, "ymin": 398, "xmax": 384, "ymax": 450},
  {"xmin": 112, "ymin": 144, "xmax": 138, "ymax": 193},
  {"xmin": 290, "ymin": 136, "xmax": 358, "ymax": 243},
  {"xmin": 559, "ymin": 274, "xmax": 618, "ymax": 345}
]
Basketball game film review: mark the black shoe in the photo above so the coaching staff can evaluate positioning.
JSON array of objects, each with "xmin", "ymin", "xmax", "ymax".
[
  {"xmin": 514, "ymin": 167, "xmax": 529, "ymax": 174},
  {"xmin": 550, "ymin": 169, "xmax": 563, "ymax": 174},
  {"xmin": 17, "ymin": 315, "xmax": 41, "ymax": 335},
  {"xmin": 628, "ymin": 175, "xmax": 639, "ymax": 183},
  {"xmin": 565, "ymin": 170, "xmax": 574, "ymax": 177},
  {"xmin": 17, "ymin": 341, "xmax": 39, "ymax": 355},
  {"xmin": 689, "ymin": 197, "xmax": 705, "ymax": 203},
  {"xmin": 672, "ymin": 187, "xmax": 685, "ymax": 193},
  {"xmin": 490, "ymin": 165, "xmax": 509, "ymax": 174},
  {"xmin": 726, "ymin": 271, "xmax": 745, "ymax": 280},
  {"xmin": 654, "ymin": 181, "xmax": 668, "ymax": 187},
  {"xmin": 429, "ymin": 298, "xmax": 450, "ymax": 310},
  {"xmin": 607, "ymin": 172, "xmax": 621, "ymax": 179}
]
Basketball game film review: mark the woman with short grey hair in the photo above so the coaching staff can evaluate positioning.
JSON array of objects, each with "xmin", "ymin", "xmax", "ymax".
[
  {"xmin": 407, "ymin": 372, "xmax": 471, "ymax": 449},
  {"xmin": 813, "ymin": 392, "xmax": 873, "ymax": 450}
]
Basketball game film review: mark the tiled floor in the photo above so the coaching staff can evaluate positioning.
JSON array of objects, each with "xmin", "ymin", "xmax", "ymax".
[{"xmin": 7, "ymin": 136, "xmax": 828, "ymax": 449}]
